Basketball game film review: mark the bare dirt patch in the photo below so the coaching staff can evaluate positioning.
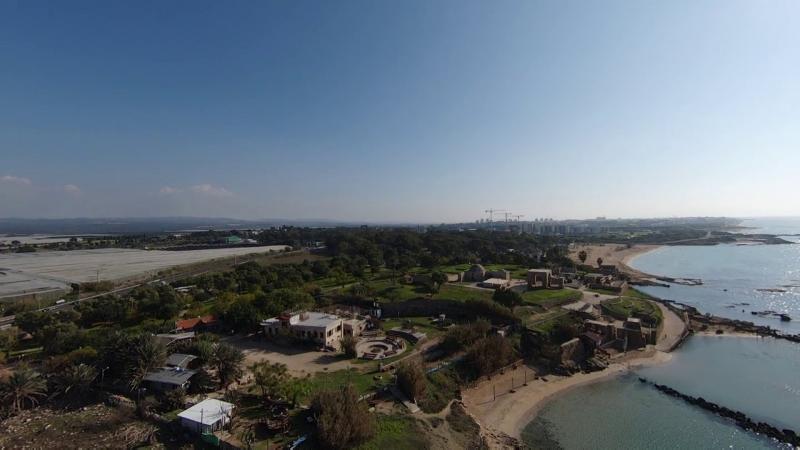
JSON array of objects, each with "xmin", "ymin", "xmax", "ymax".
[
  {"xmin": 0, "ymin": 403, "xmax": 158, "ymax": 449},
  {"xmin": 225, "ymin": 335, "xmax": 353, "ymax": 376}
]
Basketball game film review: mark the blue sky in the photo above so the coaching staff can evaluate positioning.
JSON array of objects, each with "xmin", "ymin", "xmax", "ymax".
[{"xmin": 1, "ymin": 0, "xmax": 798, "ymax": 222}]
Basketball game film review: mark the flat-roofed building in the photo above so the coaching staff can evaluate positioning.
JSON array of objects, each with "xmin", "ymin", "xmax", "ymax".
[
  {"xmin": 142, "ymin": 367, "xmax": 197, "ymax": 392},
  {"xmin": 262, "ymin": 311, "xmax": 345, "ymax": 348},
  {"xmin": 178, "ymin": 399, "xmax": 235, "ymax": 434}
]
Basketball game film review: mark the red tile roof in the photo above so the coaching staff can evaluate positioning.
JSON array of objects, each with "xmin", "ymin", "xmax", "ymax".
[{"xmin": 175, "ymin": 315, "xmax": 217, "ymax": 331}]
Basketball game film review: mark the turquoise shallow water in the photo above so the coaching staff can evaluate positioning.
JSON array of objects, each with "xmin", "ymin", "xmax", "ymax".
[
  {"xmin": 522, "ymin": 219, "xmax": 800, "ymax": 449},
  {"xmin": 523, "ymin": 336, "xmax": 799, "ymax": 449}
]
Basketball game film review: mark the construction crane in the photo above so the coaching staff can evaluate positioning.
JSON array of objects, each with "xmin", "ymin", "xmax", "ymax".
[
  {"xmin": 512, "ymin": 214, "xmax": 525, "ymax": 222},
  {"xmin": 484, "ymin": 209, "xmax": 505, "ymax": 223},
  {"xmin": 503, "ymin": 212, "xmax": 514, "ymax": 222}
]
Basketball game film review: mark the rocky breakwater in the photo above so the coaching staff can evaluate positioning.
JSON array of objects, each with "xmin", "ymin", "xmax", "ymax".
[
  {"xmin": 661, "ymin": 299, "xmax": 800, "ymax": 344},
  {"xmin": 638, "ymin": 378, "xmax": 800, "ymax": 447}
]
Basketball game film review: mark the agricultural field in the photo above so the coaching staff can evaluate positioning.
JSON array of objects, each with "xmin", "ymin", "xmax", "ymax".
[{"xmin": 0, "ymin": 245, "xmax": 289, "ymax": 284}]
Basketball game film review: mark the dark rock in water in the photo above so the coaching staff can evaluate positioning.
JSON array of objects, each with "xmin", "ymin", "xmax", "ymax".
[
  {"xmin": 640, "ymin": 378, "xmax": 800, "ymax": 447},
  {"xmin": 779, "ymin": 314, "xmax": 791, "ymax": 322}
]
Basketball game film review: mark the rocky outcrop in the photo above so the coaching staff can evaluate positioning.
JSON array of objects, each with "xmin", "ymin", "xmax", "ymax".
[{"xmin": 639, "ymin": 378, "xmax": 799, "ymax": 447}]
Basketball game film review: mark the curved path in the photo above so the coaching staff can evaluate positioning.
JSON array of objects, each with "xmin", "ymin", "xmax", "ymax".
[{"xmin": 654, "ymin": 301, "xmax": 687, "ymax": 352}]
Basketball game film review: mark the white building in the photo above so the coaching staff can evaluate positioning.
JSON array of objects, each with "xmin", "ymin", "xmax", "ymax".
[
  {"xmin": 178, "ymin": 399, "xmax": 235, "ymax": 434},
  {"xmin": 262, "ymin": 311, "xmax": 346, "ymax": 348}
]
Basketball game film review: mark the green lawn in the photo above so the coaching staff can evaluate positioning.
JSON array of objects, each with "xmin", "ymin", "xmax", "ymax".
[
  {"xmin": 381, "ymin": 316, "xmax": 446, "ymax": 339},
  {"xmin": 303, "ymin": 368, "xmax": 389, "ymax": 402},
  {"xmin": 367, "ymin": 280, "xmax": 494, "ymax": 304},
  {"xmin": 368, "ymin": 279, "xmax": 426, "ymax": 303},
  {"xmin": 356, "ymin": 414, "xmax": 428, "ymax": 450},
  {"xmin": 602, "ymin": 297, "xmax": 662, "ymax": 325},
  {"xmin": 434, "ymin": 284, "xmax": 493, "ymax": 302},
  {"xmin": 525, "ymin": 310, "xmax": 575, "ymax": 333},
  {"xmin": 438, "ymin": 264, "xmax": 529, "ymax": 279},
  {"xmin": 625, "ymin": 287, "xmax": 655, "ymax": 300},
  {"xmin": 520, "ymin": 288, "xmax": 581, "ymax": 308}
]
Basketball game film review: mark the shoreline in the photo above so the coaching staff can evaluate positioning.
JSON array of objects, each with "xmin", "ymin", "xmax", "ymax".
[
  {"xmin": 464, "ymin": 295, "xmax": 688, "ymax": 448},
  {"xmin": 464, "ymin": 350, "xmax": 673, "ymax": 448}
]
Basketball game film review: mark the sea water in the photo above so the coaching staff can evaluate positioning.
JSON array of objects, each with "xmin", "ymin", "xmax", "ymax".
[
  {"xmin": 523, "ymin": 336, "xmax": 799, "ymax": 449},
  {"xmin": 629, "ymin": 238, "xmax": 800, "ymax": 334}
]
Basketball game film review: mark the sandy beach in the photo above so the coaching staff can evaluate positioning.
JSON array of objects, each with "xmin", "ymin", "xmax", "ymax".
[
  {"xmin": 569, "ymin": 243, "xmax": 662, "ymax": 278},
  {"xmin": 463, "ymin": 300, "xmax": 686, "ymax": 448},
  {"xmin": 463, "ymin": 351, "xmax": 673, "ymax": 447}
]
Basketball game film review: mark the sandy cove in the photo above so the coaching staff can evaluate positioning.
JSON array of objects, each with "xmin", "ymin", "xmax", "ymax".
[
  {"xmin": 462, "ymin": 351, "xmax": 673, "ymax": 448},
  {"xmin": 568, "ymin": 243, "xmax": 662, "ymax": 278},
  {"xmin": 463, "ymin": 298, "xmax": 686, "ymax": 448}
]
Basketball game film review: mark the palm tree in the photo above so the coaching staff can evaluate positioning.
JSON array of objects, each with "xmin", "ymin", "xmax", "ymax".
[
  {"xmin": 51, "ymin": 363, "xmax": 97, "ymax": 399},
  {"xmin": 127, "ymin": 334, "xmax": 166, "ymax": 391},
  {"xmin": 0, "ymin": 366, "xmax": 47, "ymax": 414},
  {"xmin": 211, "ymin": 343, "xmax": 245, "ymax": 390}
]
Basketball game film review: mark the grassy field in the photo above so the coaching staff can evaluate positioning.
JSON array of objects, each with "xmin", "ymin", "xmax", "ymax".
[
  {"xmin": 624, "ymin": 287, "xmax": 655, "ymax": 300},
  {"xmin": 303, "ymin": 367, "xmax": 390, "ymax": 401},
  {"xmin": 367, "ymin": 278, "xmax": 426, "ymax": 302},
  {"xmin": 438, "ymin": 264, "xmax": 529, "ymax": 279},
  {"xmin": 365, "ymin": 279, "xmax": 494, "ymax": 304},
  {"xmin": 435, "ymin": 284, "xmax": 493, "ymax": 302},
  {"xmin": 520, "ymin": 288, "xmax": 581, "ymax": 308},
  {"xmin": 525, "ymin": 310, "xmax": 576, "ymax": 333},
  {"xmin": 602, "ymin": 297, "xmax": 662, "ymax": 324},
  {"xmin": 356, "ymin": 414, "xmax": 428, "ymax": 450},
  {"xmin": 381, "ymin": 316, "xmax": 446, "ymax": 339}
]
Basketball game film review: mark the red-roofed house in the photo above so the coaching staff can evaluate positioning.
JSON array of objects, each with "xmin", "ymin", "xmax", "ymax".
[{"xmin": 175, "ymin": 315, "xmax": 218, "ymax": 332}]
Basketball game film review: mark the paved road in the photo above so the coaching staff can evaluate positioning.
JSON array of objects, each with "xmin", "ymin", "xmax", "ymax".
[{"xmin": 654, "ymin": 301, "xmax": 687, "ymax": 352}]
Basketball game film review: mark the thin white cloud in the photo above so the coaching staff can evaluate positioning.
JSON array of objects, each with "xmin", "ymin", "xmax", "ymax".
[
  {"xmin": 63, "ymin": 184, "xmax": 81, "ymax": 194},
  {"xmin": 0, "ymin": 175, "xmax": 32, "ymax": 185},
  {"xmin": 159, "ymin": 186, "xmax": 181, "ymax": 195},
  {"xmin": 190, "ymin": 184, "xmax": 233, "ymax": 197}
]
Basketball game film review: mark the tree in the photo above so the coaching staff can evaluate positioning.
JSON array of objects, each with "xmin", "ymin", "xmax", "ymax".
[
  {"xmin": 222, "ymin": 298, "xmax": 261, "ymax": 333},
  {"xmin": 212, "ymin": 343, "xmax": 245, "ymax": 390},
  {"xmin": 50, "ymin": 363, "xmax": 97, "ymax": 399},
  {"xmin": 440, "ymin": 320, "xmax": 491, "ymax": 356},
  {"xmin": 461, "ymin": 335, "xmax": 516, "ymax": 380},
  {"xmin": 0, "ymin": 365, "xmax": 47, "ymax": 414},
  {"xmin": 14, "ymin": 310, "xmax": 56, "ymax": 336},
  {"xmin": 254, "ymin": 289, "xmax": 314, "ymax": 317},
  {"xmin": 396, "ymin": 358, "xmax": 426, "ymax": 403},
  {"xmin": 159, "ymin": 387, "xmax": 186, "ymax": 411},
  {"xmin": 284, "ymin": 378, "xmax": 311, "ymax": 408},
  {"xmin": 596, "ymin": 257, "xmax": 604, "ymax": 268},
  {"xmin": 341, "ymin": 335, "xmax": 357, "ymax": 359},
  {"xmin": 430, "ymin": 271, "xmax": 449, "ymax": 287},
  {"xmin": 251, "ymin": 361, "xmax": 290, "ymax": 401},
  {"xmin": 0, "ymin": 327, "xmax": 19, "ymax": 358},
  {"xmin": 127, "ymin": 334, "xmax": 167, "ymax": 391},
  {"xmin": 492, "ymin": 288, "xmax": 522, "ymax": 308},
  {"xmin": 578, "ymin": 250, "xmax": 588, "ymax": 265},
  {"xmin": 188, "ymin": 368, "xmax": 216, "ymax": 394},
  {"xmin": 311, "ymin": 384, "xmax": 375, "ymax": 450}
]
